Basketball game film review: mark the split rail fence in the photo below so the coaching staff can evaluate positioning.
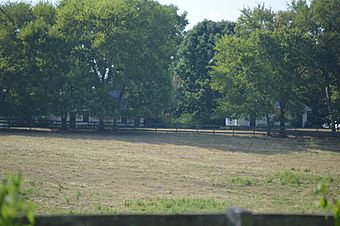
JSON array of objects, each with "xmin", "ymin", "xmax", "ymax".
[{"xmin": 0, "ymin": 118, "xmax": 339, "ymax": 138}]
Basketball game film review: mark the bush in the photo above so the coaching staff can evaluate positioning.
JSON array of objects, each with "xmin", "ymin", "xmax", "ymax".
[
  {"xmin": 317, "ymin": 183, "xmax": 340, "ymax": 226},
  {"xmin": 277, "ymin": 170, "xmax": 301, "ymax": 185},
  {"xmin": 231, "ymin": 177, "xmax": 258, "ymax": 186},
  {"xmin": 0, "ymin": 174, "xmax": 35, "ymax": 226}
]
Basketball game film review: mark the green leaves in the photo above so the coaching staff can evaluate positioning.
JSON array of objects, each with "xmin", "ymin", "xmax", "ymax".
[
  {"xmin": 1, "ymin": 0, "xmax": 187, "ymax": 122},
  {"xmin": 172, "ymin": 20, "xmax": 235, "ymax": 124},
  {"xmin": 317, "ymin": 182, "xmax": 340, "ymax": 226},
  {"xmin": 317, "ymin": 183, "xmax": 328, "ymax": 193},
  {"xmin": 210, "ymin": 3, "xmax": 318, "ymax": 133},
  {"xmin": 320, "ymin": 196, "xmax": 328, "ymax": 208},
  {"xmin": 54, "ymin": 0, "xmax": 186, "ymax": 120},
  {"xmin": 0, "ymin": 174, "xmax": 35, "ymax": 226}
]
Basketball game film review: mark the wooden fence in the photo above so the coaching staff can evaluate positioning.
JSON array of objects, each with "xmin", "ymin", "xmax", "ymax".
[
  {"xmin": 0, "ymin": 118, "xmax": 339, "ymax": 138},
  {"xmin": 32, "ymin": 208, "xmax": 334, "ymax": 226}
]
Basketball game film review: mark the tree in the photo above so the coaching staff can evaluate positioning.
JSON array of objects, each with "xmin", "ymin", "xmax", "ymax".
[
  {"xmin": 211, "ymin": 4, "xmax": 313, "ymax": 135},
  {"xmin": 0, "ymin": 2, "xmax": 36, "ymax": 121},
  {"xmin": 172, "ymin": 20, "xmax": 234, "ymax": 124},
  {"xmin": 211, "ymin": 32, "xmax": 277, "ymax": 135},
  {"xmin": 55, "ymin": 0, "xmax": 186, "ymax": 128},
  {"xmin": 309, "ymin": 0, "xmax": 340, "ymax": 134},
  {"xmin": 282, "ymin": 0, "xmax": 340, "ymax": 133}
]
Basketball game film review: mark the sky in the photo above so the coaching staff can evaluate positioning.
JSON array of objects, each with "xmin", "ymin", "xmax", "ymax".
[
  {"xmin": 0, "ymin": 0, "xmax": 290, "ymax": 29},
  {"xmin": 158, "ymin": 0, "xmax": 289, "ymax": 28}
]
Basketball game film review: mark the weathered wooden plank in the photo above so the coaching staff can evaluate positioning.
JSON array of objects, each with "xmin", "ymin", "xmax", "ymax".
[
  {"xmin": 31, "ymin": 209, "xmax": 336, "ymax": 226},
  {"xmin": 34, "ymin": 214, "xmax": 229, "ymax": 226},
  {"xmin": 225, "ymin": 208, "xmax": 335, "ymax": 226},
  {"xmin": 252, "ymin": 214, "xmax": 334, "ymax": 226}
]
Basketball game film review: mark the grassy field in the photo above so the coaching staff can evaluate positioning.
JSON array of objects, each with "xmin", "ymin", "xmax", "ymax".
[{"xmin": 0, "ymin": 131, "xmax": 339, "ymax": 215}]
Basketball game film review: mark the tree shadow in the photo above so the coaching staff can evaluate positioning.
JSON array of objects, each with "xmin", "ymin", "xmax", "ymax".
[{"xmin": 0, "ymin": 129, "xmax": 339, "ymax": 155}]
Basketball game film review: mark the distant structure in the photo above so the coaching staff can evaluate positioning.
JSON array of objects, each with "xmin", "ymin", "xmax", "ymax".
[{"xmin": 225, "ymin": 104, "xmax": 312, "ymax": 128}]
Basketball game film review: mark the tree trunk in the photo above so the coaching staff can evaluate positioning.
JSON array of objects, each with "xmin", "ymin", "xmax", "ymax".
[
  {"xmin": 265, "ymin": 112, "xmax": 271, "ymax": 136},
  {"xmin": 112, "ymin": 118, "xmax": 117, "ymax": 131},
  {"xmin": 325, "ymin": 85, "xmax": 336, "ymax": 137},
  {"xmin": 279, "ymin": 107, "xmax": 286, "ymax": 136},
  {"xmin": 249, "ymin": 114, "xmax": 256, "ymax": 128},
  {"xmin": 61, "ymin": 113, "xmax": 67, "ymax": 130},
  {"xmin": 331, "ymin": 116, "xmax": 336, "ymax": 137},
  {"xmin": 98, "ymin": 118, "xmax": 105, "ymax": 131},
  {"xmin": 69, "ymin": 112, "xmax": 76, "ymax": 129}
]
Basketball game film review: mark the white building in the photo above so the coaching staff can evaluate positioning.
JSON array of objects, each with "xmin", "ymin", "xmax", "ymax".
[{"xmin": 225, "ymin": 105, "xmax": 312, "ymax": 128}]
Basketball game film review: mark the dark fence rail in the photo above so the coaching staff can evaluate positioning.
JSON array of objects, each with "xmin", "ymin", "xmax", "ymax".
[
  {"xmin": 32, "ymin": 208, "xmax": 334, "ymax": 226},
  {"xmin": 0, "ymin": 118, "xmax": 339, "ymax": 138}
]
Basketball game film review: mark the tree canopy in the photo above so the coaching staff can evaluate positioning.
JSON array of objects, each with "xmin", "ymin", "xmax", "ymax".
[
  {"xmin": 172, "ymin": 20, "xmax": 235, "ymax": 124},
  {"xmin": 210, "ymin": 0, "xmax": 339, "ymax": 134},
  {"xmin": 0, "ymin": 0, "xmax": 187, "ymax": 127},
  {"xmin": 0, "ymin": 0, "xmax": 339, "ymax": 133}
]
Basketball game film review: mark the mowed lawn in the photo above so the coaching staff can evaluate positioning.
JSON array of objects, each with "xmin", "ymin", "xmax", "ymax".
[{"xmin": 0, "ymin": 131, "xmax": 339, "ymax": 215}]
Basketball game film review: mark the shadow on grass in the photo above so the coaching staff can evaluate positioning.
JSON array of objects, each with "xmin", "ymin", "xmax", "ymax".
[{"xmin": 0, "ymin": 128, "xmax": 339, "ymax": 155}]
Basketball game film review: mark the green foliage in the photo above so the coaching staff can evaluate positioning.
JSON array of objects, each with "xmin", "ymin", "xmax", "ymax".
[
  {"xmin": 277, "ymin": 170, "xmax": 302, "ymax": 185},
  {"xmin": 0, "ymin": 0, "xmax": 187, "ymax": 123},
  {"xmin": 266, "ymin": 169, "xmax": 336, "ymax": 187},
  {"xmin": 211, "ymin": 0, "xmax": 340, "ymax": 133},
  {"xmin": 172, "ymin": 20, "xmax": 235, "ymax": 124},
  {"xmin": 231, "ymin": 177, "xmax": 258, "ymax": 186},
  {"xmin": 75, "ymin": 191, "xmax": 81, "ymax": 201},
  {"xmin": 317, "ymin": 183, "xmax": 340, "ymax": 226},
  {"xmin": 215, "ymin": 6, "xmax": 313, "ymax": 133},
  {"xmin": 171, "ymin": 113, "xmax": 193, "ymax": 124},
  {"xmin": 211, "ymin": 32, "xmax": 277, "ymax": 123},
  {"xmin": 0, "ymin": 174, "xmax": 35, "ymax": 226},
  {"xmin": 122, "ymin": 198, "xmax": 229, "ymax": 213},
  {"xmin": 1, "ymin": 0, "xmax": 339, "ymax": 130},
  {"xmin": 55, "ymin": 0, "xmax": 187, "ymax": 121},
  {"xmin": 310, "ymin": 0, "xmax": 340, "ymax": 134},
  {"xmin": 0, "ymin": 2, "xmax": 35, "ymax": 119}
]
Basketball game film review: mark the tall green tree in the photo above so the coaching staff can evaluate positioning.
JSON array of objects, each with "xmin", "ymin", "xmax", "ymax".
[
  {"xmin": 211, "ymin": 4, "xmax": 313, "ymax": 135},
  {"xmin": 18, "ymin": 2, "xmax": 59, "ymax": 120},
  {"xmin": 55, "ymin": 0, "xmax": 186, "ymax": 128},
  {"xmin": 283, "ymin": 0, "xmax": 340, "ymax": 133},
  {"xmin": 172, "ymin": 20, "xmax": 234, "ymax": 124},
  {"xmin": 310, "ymin": 0, "xmax": 340, "ymax": 134},
  {"xmin": 211, "ymin": 32, "xmax": 276, "ymax": 135},
  {"xmin": 0, "ymin": 2, "xmax": 35, "ymax": 121}
]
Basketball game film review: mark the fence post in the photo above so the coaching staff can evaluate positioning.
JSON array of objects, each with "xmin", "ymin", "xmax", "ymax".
[{"xmin": 225, "ymin": 208, "xmax": 253, "ymax": 226}]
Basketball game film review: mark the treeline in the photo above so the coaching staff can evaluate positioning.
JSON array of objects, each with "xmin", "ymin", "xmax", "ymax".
[
  {"xmin": 0, "ymin": 0, "xmax": 339, "ymax": 134},
  {"xmin": 0, "ymin": 0, "xmax": 187, "ymax": 129},
  {"xmin": 172, "ymin": 0, "xmax": 339, "ymax": 134}
]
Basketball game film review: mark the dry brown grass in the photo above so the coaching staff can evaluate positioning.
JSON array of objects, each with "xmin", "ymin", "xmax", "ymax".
[{"xmin": 0, "ymin": 131, "xmax": 339, "ymax": 214}]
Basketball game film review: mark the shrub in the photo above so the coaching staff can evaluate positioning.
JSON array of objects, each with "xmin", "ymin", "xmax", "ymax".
[
  {"xmin": 277, "ymin": 170, "xmax": 301, "ymax": 185},
  {"xmin": 231, "ymin": 177, "xmax": 258, "ymax": 186},
  {"xmin": 317, "ymin": 183, "xmax": 340, "ymax": 226},
  {"xmin": 0, "ymin": 174, "xmax": 35, "ymax": 226}
]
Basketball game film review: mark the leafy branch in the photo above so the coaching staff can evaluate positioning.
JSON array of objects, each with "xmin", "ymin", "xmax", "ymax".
[
  {"xmin": 317, "ymin": 183, "xmax": 340, "ymax": 226},
  {"xmin": 0, "ymin": 174, "xmax": 35, "ymax": 226}
]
